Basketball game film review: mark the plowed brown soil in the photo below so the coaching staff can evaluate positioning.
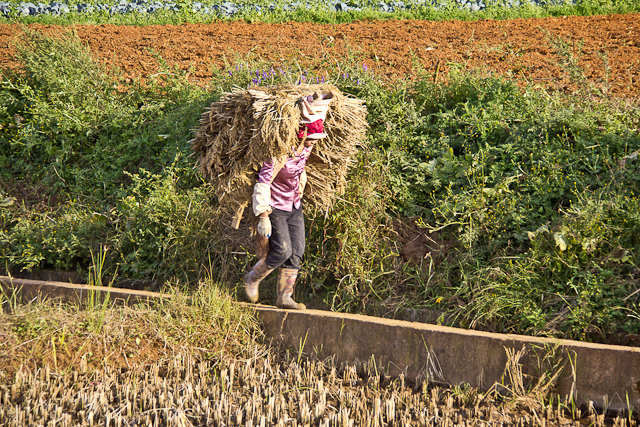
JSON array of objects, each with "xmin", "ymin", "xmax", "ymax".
[{"xmin": 1, "ymin": 13, "xmax": 640, "ymax": 97}]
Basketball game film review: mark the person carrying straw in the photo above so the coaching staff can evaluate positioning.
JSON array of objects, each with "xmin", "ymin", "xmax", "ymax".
[
  {"xmin": 190, "ymin": 83, "xmax": 366, "ymax": 309},
  {"xmin": 244, "ymin": 93, "xmax": 333, "ymax": 310}
]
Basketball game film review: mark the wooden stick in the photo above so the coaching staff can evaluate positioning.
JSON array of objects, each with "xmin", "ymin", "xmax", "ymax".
[{"xmin": 231, "ymin": 204, "xmax": 246, "ymax": 229}]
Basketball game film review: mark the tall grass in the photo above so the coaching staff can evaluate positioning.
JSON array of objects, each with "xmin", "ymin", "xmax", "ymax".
[{"xmin": 1, "ymin": 29, "xmax": 639, "ymax": 342}]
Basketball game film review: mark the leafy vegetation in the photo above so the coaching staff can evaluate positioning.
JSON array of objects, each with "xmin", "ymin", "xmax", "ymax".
[
  {"xmin": 1, "ymin": 0, "xmax": 640, "ymax": 25},
  {"xmin": 1, "ymin": 27, "xmax": 638, "ymax": 344}
]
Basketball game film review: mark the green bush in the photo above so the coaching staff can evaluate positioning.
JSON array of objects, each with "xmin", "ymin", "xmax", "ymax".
[
  {"xmin": 304, "ymin": 150, "xmax": 398, "ymax": 312},
  {"xmin": 452, "ymin": 183, "xmax": 640, "ymax": 340},
  {"xmin": 0, "ymin": 199, "xmax": 107, "ymax": 271},
  {"xmin": 111, "ymin": 165, "xmax": 223, "ymax": 283},
  {"xmin": 390, "ymin": 70, "xmax": 640, "ymax": 340},
  {"xmin": 0, "ymin": 27, "xmax": 206, "ymax": 201}
]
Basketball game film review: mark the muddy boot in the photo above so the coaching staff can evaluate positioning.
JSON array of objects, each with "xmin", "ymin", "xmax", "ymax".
[
  {"xmin": 243, "ymin": 258, "xmax": 273, "ymax": 303},
  {"xmin": 276, "ymin": 268, "xmax": 306, "ymax": 310}
]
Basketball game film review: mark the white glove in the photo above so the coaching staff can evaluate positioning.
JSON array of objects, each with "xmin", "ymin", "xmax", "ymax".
[
  {"xmin": 252, "ymin": 182, "xmax": 272, "ymax": 217},
  {"xmin": 257, "ymin": 216, "xmax": 271, "ymax": 238}
]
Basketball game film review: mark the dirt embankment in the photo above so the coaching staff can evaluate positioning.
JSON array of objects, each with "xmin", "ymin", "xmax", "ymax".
[{"xmin": 1, "ymin": 13, "xmax": 639, "ymax": 97}]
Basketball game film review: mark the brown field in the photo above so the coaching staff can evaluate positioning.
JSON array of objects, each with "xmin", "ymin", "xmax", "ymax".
[{"xmin": 1, "ymin": 13, "xmax": 640, "ymax": 97}]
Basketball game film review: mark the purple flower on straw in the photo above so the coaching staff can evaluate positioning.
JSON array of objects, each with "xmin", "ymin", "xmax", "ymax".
[{"xmin": 363, "ymin": 63, "xmax": 368, "ymax": 71}]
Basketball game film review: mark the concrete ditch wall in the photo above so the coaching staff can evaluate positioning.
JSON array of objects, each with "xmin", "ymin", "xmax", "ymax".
[
  {"xmin": 258, "ymin": 306, "xmax": 640, "ymax": 412},
  {"xmin": 2, "ymin": 275, "xmax": 639, "ymax": 412}
]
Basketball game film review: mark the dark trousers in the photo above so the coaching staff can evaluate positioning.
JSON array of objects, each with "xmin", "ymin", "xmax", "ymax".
[{"xmin": 265, "ymin": 206, "xmax": 305, "ymax": 270}]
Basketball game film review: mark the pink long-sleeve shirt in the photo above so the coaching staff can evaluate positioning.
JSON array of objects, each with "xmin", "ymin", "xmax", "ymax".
[{"xmin": 258, "ymin": 144, "xmax": 314, "ymax": 212}]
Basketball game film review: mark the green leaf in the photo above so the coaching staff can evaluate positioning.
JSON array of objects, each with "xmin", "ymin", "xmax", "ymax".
[
  {"xmin": 482, "ymin": 187, "xmax": 496, "ymax": 197},
  {"xmin": 91, "ymin": 212, "xmax": 107, "ymax": 224},
  {"xmin": 0, "ymin": 197, "xmax": 16, "ymax": 207},
  {"xmin": 581, "ymin": 238, "xmax": 598, "ymax": 252},
  {"xmin": 553, "ymin": 232, "xmax": 568, "ymax": 251},
  {"xmin": 527, "ymin": 225, "xmax": 549, "ymax": 240}
]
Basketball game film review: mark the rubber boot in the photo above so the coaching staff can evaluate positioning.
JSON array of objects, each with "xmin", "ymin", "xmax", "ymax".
[
  {"xmin": 243, "ymin": 258, "xmax": 273, "ymax": 303},
  {"xmin": 276, "ymin": 268, "xmax": 306, "ymax": 310}
]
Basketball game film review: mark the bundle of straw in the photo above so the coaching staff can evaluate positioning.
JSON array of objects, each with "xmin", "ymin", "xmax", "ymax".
[{"xmin": 190, "ymin": 83, "xmax": 368, "ymax": 227}]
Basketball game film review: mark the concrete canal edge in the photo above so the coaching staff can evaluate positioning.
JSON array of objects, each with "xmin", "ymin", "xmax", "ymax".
[{"xmin": 2, "ymin": 275, "xmax": 639, "ymax": 412}]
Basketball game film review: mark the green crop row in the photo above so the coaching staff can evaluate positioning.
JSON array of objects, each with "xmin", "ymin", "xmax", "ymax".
[
  {"xmin": 1, "ymin": 0, "xmax": 640, "ymax": 26},
  {"xmin": 1, "ymin": 28, "xmax": 638, "ymax": 343}
]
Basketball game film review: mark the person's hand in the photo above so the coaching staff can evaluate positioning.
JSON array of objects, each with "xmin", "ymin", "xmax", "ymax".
[
  {"xmin": 300, "ymin": 94, "xmax": 332, "ymax": 123},
  {"xmin": 257, "ymin": 216, "xmax": 271, "ymax": 238}
]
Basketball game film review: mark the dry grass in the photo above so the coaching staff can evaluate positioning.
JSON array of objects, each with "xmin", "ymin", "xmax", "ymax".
[
  {"xmin": 189, "ymin": 83, "xmax": 368, "ymax": 223},
  {"xmin": 0, "ymin": 282, "xmax": 264, "ymax": 382},
  {"xmin": 2, "ymin": 343, "xmax": 620, "ymax": 427},
  {"xmin": 482, "ymin": 345, "xmax": 569, "ymax": 416}
]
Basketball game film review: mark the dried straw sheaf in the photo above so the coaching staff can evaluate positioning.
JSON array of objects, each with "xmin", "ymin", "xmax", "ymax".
[{"xmin": 190, "ymin": 83, "xmax": 368, "ymax": 225}]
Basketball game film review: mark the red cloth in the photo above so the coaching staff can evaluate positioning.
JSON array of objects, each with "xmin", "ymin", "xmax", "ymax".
[{"xmin": 297, "ymin": 119, "xmax": 324, "ymax": 139}]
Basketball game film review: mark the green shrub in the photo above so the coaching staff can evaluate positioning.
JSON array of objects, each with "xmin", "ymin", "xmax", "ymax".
[
  {"xmin": 452, "ymin": 184, "xmax": 640, "ymax": 339},
  {"xmin": 0, "ymin": 195, "xmax": 109, "ymax": 271},
  {"xmin": 305, "ymin": 150, "xmax": 398, "ymax": 312},
  {"xmin": 394, "ymin": 72, "xmax": 640, "ymax": 339},
  {"xmin": 0, "ymin": 27, "xmax": 208, "ymax": 201},
  {"xmin": 111, "ymin": 165, "xmax": 223, "ymax": 284}
]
